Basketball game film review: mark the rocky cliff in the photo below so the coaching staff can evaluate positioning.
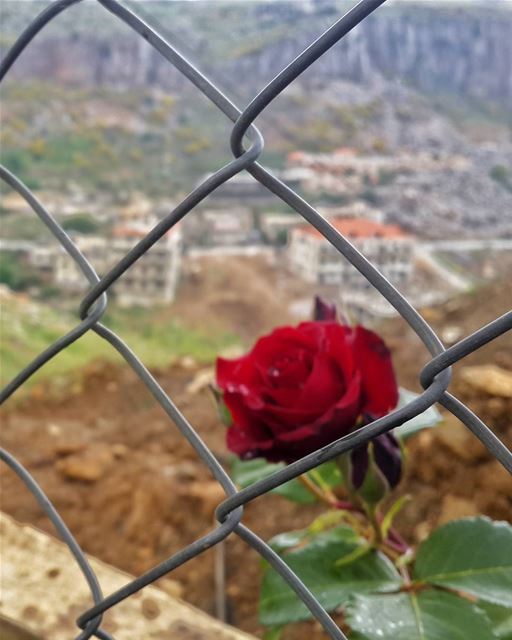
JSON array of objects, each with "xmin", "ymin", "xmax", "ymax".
[{"xmin": 1, "ymin": 1, "xmax": 511, "ymax": 108}]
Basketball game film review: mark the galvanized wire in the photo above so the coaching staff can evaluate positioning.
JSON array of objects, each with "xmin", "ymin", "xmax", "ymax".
[{"xmin": 0, "ymin": 1, "xmax": 511, "ymax": 638}]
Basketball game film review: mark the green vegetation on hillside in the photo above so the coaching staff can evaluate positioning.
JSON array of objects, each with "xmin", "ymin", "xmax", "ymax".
[
  {"xmin": 490, "ymin": 165, "xmax": 512, "ymax": 193},
  {"xmin": 0, "ymin": 252, "xmax": 42, "ymax": 291},
  {"xmin": 0, "ymin": 296, "xmax": 237, "ymax": 394},
  {"xmin": 61, "ymin": 213, "xmax": 100, "ymax": 235},
  {"xmin": 0, "ymin": 82, "xmax": 231, "ymax": 197}
]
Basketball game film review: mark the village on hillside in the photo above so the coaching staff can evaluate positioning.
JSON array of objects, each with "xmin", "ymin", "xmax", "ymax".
[{"xmin": 1, "ymin": 146, "xmax": 511, "ymax": 320}]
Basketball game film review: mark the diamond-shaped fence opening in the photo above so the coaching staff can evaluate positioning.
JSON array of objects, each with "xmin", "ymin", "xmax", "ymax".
[{"xmin": 0, "ymin": 1, "xmax": 511, "ymax": 639}]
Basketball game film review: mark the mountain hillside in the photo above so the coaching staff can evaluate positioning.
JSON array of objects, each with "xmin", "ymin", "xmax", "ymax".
[{"xmin": 1, "ymin": 1, "xmax": 511, "ymax": 110}]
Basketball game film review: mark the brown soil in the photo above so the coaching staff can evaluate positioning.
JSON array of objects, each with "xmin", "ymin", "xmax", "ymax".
[
  {"xmin": 168, "ymin": 254, "xmax": 319, "ymax": 341},
  {"xmin": 1, "ymin": 259, "xmax": 511, "ymax": 639}
]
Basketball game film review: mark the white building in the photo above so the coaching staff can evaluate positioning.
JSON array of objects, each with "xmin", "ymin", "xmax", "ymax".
[
  {"xmin": 317, "ymin": 201, "xmax": 384, "ymax": 223},
  {"xmin": 288, "ymin": 217, "xmax": 415, "ymax": 288},
  {"xmin": 110, "ymin": 224, "xmax": 182, "ymax": 307},
  {"xmin": 52, "ymin": 220, "xmax": 182, "ymax": 307},
  {"xmin": 260, "ymin": 212, "xmax": 304, "ymax": 244},
  {"xmin": 182, "ymin": 207, "xmax": 256, "ymax": 247}
]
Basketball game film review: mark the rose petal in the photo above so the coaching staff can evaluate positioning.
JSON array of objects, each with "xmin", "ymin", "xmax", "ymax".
[
  {"xmin": 262, "ymin": 386, "xmax": 300, "ymax": 408},
  {"xmin": 251, "ymin": 328, "xmax": 316, "ymax": 388},
  {"xmin": 267, "ymin": 351, "xmax": 313, "ymax": 389},
  {"xmin": 312, "ymin": 370, "xmax": 362, "ymax": 432},
  {"xmin": 252, "ymin": 326, "xmax": 318, "ymax": 360},
  {"xmin": 223, "ymin": 390, "xmax": 263, "ymax": 430},
  {"xmin": 273, "ymin": 372, "xmax": 362, "ymax": 460},
  {"xmin": 294, "ymin": 353, "xmax": 345, "ymax": 413},
  {"xmin": 216, "ymin": 355, "xmax": 260, "ymax": 389},
  {"xmin": 226, "ymin": 424, "xmax": 274, "ymax": 459},
  {"xmin": 353, "ymin": 326, "xmax": 398, "ymax": 417},
  {"xmin": 257, "ymin": 403, "xmax": 323, "ymax": 432},
  {"xmin": 321, "ymin": 322, "xmax": 356, "ymax": 383}
]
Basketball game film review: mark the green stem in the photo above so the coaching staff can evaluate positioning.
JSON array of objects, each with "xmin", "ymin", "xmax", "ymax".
[{"xmin": 367, "ymin": 504, "xmax": 383, "ymax": 544}]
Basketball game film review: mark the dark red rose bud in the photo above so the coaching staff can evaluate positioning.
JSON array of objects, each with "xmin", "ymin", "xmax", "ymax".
[
  {"xmin": 373, "ymin": 432, "xmax": 402, "ymax": 489},
  {"xmin": 349, "ymin": 444, "xmax": 369, "ymax": 490},
  {"xmin": 216, "ymin": 321, "xmax": 398, "ymax": 464},
  {"xmin": 313, "ymin": 296, "xmax": 338, "ymax": 322},
  {"xmin": 347, "ymin": 431, "xmax": 402, "ymax": 503}
]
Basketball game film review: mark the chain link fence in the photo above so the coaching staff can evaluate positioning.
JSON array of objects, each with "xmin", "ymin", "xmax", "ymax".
[{"xmin": 0, "ymin": 1, "xmax": 511, "ymax": 639}]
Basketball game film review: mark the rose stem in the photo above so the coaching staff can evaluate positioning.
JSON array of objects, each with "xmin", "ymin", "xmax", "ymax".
[
  {"xmin": 367, "ymin": 505, "xmax": 383, "ymax": 544},
  {"xmin": 309, "ymin": 468, "xmax": 338, "ymax": 502},
  {"xmin": 298, "ymin": 473, "xmax": 339, "ymax": 508},
  {"xmin": 388, "ymin": 527, "xmax": 410, "ymax": 553}
]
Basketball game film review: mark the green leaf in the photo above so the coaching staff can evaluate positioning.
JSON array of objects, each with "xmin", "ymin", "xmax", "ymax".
[
  {"xmin": 268, "ymin": 530, "xmax": 308, "ymax": 555},
  {"xmin": 309, "ymin": 461, "xmax": 343, "ymax": 492},
  {"xmin": 210, "ymin": 384, "xmax": 233, "ymax": 426},
  {"xmin": 230, "ymin": 457, "xmax": 314, "ymax": 503},
  {"xmin": 414, "ymin": 517, "xmax": 512, "ymax": 606},
  {"xmin": 334, "ymin": 542, "xmax": 372, "ymax": 568},
  {"xmin": 259, "ymin": 525, "xmax": 401, "ymax": 626},
  {"xmin": 345, "ymin": 590, "xmax": 497, "ymax": 640},
  {"xmin": 477, "ymin": 602, "xmax": 512, "ymax": 640},
  {"xmin": 381, "ymin": 495, "xmax": 411, "ymax": 539},
  {"xmin": 230, "ymin": 457, "xmax": 342, "ymax": 505},
  {"xmin": 263, "ymin": 627, "xmax": 283, "ymax": 640},
  {"xmin": 395, "ymin": 388, "xmax": 442, "ymax": 439},
  {"xmin": 307, "ymin": 510, "xmax": 347, "ymax": 535}
]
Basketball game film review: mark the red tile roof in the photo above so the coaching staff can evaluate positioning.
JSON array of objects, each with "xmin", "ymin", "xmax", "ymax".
[
  {"xmin": 295, "ymin": 217, "xmax": 409, "ymax": 240},
  {"xmin": 287, "ymin": 151, "xmax": 307, "ymax": 163}
]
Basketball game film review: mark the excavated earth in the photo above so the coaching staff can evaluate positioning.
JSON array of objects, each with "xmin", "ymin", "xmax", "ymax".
[{"xmin": 1, "ymin": 258, "xmax": 511, "ymax": 639}]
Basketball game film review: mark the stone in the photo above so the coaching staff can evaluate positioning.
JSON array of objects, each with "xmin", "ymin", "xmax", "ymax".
[
  {"xmin": 0, "ymin": 512, "xmax": 256, "ymax": 639},
  {"xmin": 458, "ymin": 365, "xmax": 512, "ymax": 398},
  {"xmin": 141, "ymin": 597, "xmax": 161, "ymax": 620},
  {"xmin": 177, "ymin": 356, "xmax": 197, "ymax": 370},
  {"xmin": 185, "ymin": 367, "xmax": 215, "ymax": 395},
  {"xmin": 110, "ymin": 443, "xmax": 129, "ymax": 458},
  {"xmin": 46, "ymin": 423, "xmax": 62, "ymax": 436},
  {"xmin": 486, "ymin": 397, "xmax": 508, "ymax": 418},
  {"xmin": 186, "ymin": 481, "xmax": 226, "ymax": 518},
  {"xmin": 123, "ymin": 487, "xmax": 159, "ymax": 538},
  {"xmin": 421, "ymin": 308, "xmax": 443, "ymax": 323},
  {"xmin": 157, "ymin": 578, "xmax": 184, "ymax": 600},
  {"xmin": 438, "ymin": 495, "xmax": 479, "ymax": 525},
  {"xmin": 440, "ymin": 325, "xmax": 463, "ymax": 345},
  {"xmin": 434, "ymin": 416, "xmax": 486, "ymax": 463},
  {"xmin": 161, "ymin": 461, "xmax": 199, "ymax": 481},
  {"xmin": 414, "ymin": 521, "xmax": 432, "ymax": 544},
  {"xmin": 477, "ymin": 460, "xmax": 512, "ymax": 494},
  {"xmin": 53, "ymin": 439, "xmax": 86, "ymax": 457},
  {"xmin": 55, "ymin": 444, "xmax": 114, "ymax": 482}
]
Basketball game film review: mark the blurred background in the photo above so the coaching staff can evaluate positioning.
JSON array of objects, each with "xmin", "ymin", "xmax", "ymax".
[{"xmin": 0, "ymin": 1, "xmax": 511, "ymax": 638}]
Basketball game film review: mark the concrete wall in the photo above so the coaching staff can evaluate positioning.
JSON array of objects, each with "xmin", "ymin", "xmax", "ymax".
[{"xmin": 0, "ymin": 512, "xmax": 256, "ymax": 640}]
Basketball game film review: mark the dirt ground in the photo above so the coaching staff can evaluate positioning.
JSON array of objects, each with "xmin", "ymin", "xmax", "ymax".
[{"xmin": 1, "ymin": 258, "xmax": 511, "ymax": 639}]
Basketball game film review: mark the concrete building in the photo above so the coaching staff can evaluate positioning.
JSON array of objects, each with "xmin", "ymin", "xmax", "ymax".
[
  {"xmin": 288, "ymin": 217, "xmax": 414, "ymax": 287},
  {"xmin": 53, "ymin": 236, "xmax": 106, "ymax": 290},
  {"xmin": 52, "ymin": 220, "xmax": 182, "ymax": 306},
  {"xmin": 198, "ymin": 172, "xmax": 272, "ymax": 205},
  {"xmin": 260, "ymin": 212, "xmax": 304, "ymax": 244},
  {"xmin": 182, "ymin": 207, "xmax": 256, "ymax": 247},
  {"xmin": 286, "ymin": 148, "xmax": 470, "ymax": 197},
  {"xmin": 110, "ymin": 223, "xmax": 182, "ymax": 307},
  {"xmin": 317, "ymin": 201, "xmax": 384, "ymax": 223}
]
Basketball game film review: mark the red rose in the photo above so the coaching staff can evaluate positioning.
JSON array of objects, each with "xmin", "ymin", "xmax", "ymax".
[{"xmin": 216, "ymin": 321, "xmax": 398, "ymax": 464}]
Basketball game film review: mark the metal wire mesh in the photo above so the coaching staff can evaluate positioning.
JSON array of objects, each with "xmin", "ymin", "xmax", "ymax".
[{"xmin": 0, "ymin": 1, "xmax": 511, "ymax": 638}]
